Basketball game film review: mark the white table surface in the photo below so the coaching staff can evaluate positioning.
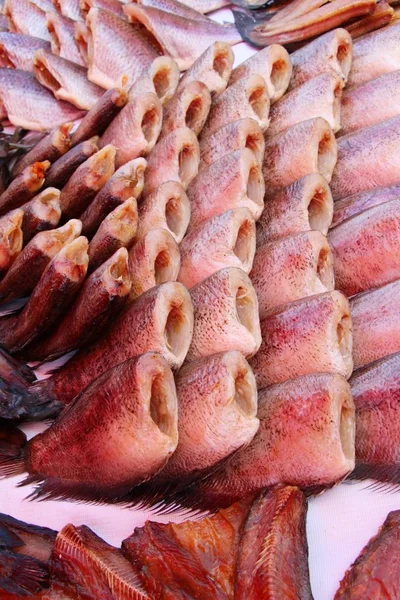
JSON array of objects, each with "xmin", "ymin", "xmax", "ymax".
[{"xmin": 1, "ymin": 7, "xmax": 399, "ymax": 600}]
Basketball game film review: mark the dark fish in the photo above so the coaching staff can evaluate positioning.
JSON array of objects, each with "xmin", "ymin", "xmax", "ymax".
[
  {"xmin": 0, "ymin": 550, "xmax": 49, "ymax": 597},
  {"xmin": 53, "ymin": 0, "xmax": 83, "ymax": 21},
  {"xmin": 0, "ymin": 209, "xmax": 23, "ymax": 272},
  {"xmin": 44, "ymin": 136, "xmax": 99, "ymax": 189},
  {"xmin": 80, "ymin": 0, "xmax": 125, "ymax": 19},
  {"xmin": 12, "ymin": 123, "xmax": 72, "ymax": 178},
  {"xmin": 0, "ymin": 348, "xmax": 36, "ymax": 388},
  {"xmin": 0, "ymin": 32, "xmax": 51, "ymax": 72},
  {"xmin": 21, "ymin": 187, "xmax": 61, "ymax": 243},
  {"xmin": 161, "ymin": 80, "xmax": 211, "ymax": 138},
  {"xmin": 0, "ymin": 512, "xmax": 56, "ymax": 561},
  {"xmin": 0, "ymin": 160, "xmax": 50, "ymax": 216}
]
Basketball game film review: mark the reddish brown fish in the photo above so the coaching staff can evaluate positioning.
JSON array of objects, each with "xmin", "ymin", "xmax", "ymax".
[
  {"xmin": 332, "ymin": 184, "xmax": 400, "ymax": 228},
  {"xmin": 188, "ymin": 267, "xmax": 261, "ymax": 361},
  {"xmin": 200, "ymin": 74, "xmax": 270, "ymax": 139},
  {"xmin": 0, "ymin": 550, "xmax": 49, "ymax": 597},
  {"xmin": 80, "ymin": 157, "xmax": 146, "ymax": 238},
  {"xmin": 88, "ymin": 197, "xmax": 138, "ymax": 273},
  {"xmin": 23, "ymin": 247, "xmax": 131, "ymax": 362},
  {"xmin": 188, "ymin": 148, "xmax": 264, "ymax": 230},
  {"xmin": 252, "ymin": 230, "xmax": 335, "ymax": 318},
  {"xmin": 0, "ymin": 209, "xmax": 23, "ymax": 273},
  {"xmin": 161, "ymin": 80, "xmax": 211, "ymax": 138},
  {"xmin": 179, "ymin": 208, "xmax": 256, "ymax": 289},
  {"xmin": 143, "ymin": 127, "xmax": 200, "ymax": 197},
  {"xmin": 0, "ymin": 236, "xmax": 88, "ymax": 353},
  {"xmin": 44, "ymin": 136, "xmax": 99, "ymax": 189},
  {"xmin": 351, "ymin": 279, "xmax": 400, "ymax": 369},
  {"xmin": 0, "ymin": 511, "xmax": 56, "ymax": 561},
  {"xmin": 334, "ymin": 510, "xmax": 400, "ymax": 599},
  {"xmin": 257, "ymin": 172, "xmax": 333, "ymax": 245},
  {"xmin": 0, "ymin": 32, "xmax": 51, "ymax": 72},
  {"xmin": 137, "ymin": 181, "xmax": 190, "ymax": 244},
  {"xmin": 178, "ymin": 0, "xmax": 229, "ymax": 11},
  {"xmin": 0, "ymin": 220, "xmax": 81, "ymax": 303},
  {"xmin": 132, "ymin": 56, "xmax": 179, "ymax": 105},
  {"xmin": 0, "ymin": 161, "xmax": 50, "ymax": 216},
  {"xmin": 289, "ymin": 28, "xmax": 352, "ymax": 90},
  {"xmin": 177, "ymin": 41, "xmax": 234, "ymax": 96},
  {"xmin": 20, "ymin": 187, "xmax": 61, "ymax": 243},
  {"xmin": 263, "ymin": 117, "xmax": 337, "ymax": 193},
  {"xmin": 46, "ymin": 11, "xmax": 86, "ymax": 66},
  {"xmin": 53, "ymin": 0, "xmax": 83, "ymax": 21},
  {"xmin": 128, "ymin": 228, "xmax": 180, "ymax": 300},
  {"xmin": 12, "ymin": 123, "xmax": 72, "ymax": 178},
  {"xmin": 4, "ymin": 0, "xmax": 51, "ymax": 41},
  {"xmin": 251, "ymin": 290, "xmax": 353, "ymax": 388},
  {"xmin": 59, "ymin": 144, "xmax": 116, "ymax": 219}
]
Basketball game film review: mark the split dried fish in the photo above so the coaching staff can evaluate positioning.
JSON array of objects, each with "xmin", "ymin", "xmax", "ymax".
[
  {"xmin": 20, "ymin": 187, "xmax": 61, "ymax": 243},
  {"xmin": 80, "ymin": 0, "xmax": 126, "ymax": 19},
  {"xmin": 46, "ymin": 11, "xmax": 86, "ymax": 66},
  {"xmin": 53, "ymin": 0, "xmax": 83, "ymax": 21},
  {"xmin": 0, "ymin": 161, "xmax": 50, "ymax": 216},
  {"xmin": 132, "ymin": 56, "xmax": 180, "ymax": 105},
  {"xmin": 0, "ymin": 32, "xmax": 51, "ymax": 72},
  {"xmin": 12, "ymin": 123, "xmax": 72, "ymax": 178},
  {"xmin": 44, "ymin": 136, "xmax": 99, "ymax": 189},
  {"xmin": 161, "ymin": 80, "xmax": 211, "ymax": 138},
  {"xmin": 332, "ymin": 184, "xmax": 400, "ymax": 228},
  {"xmin": 177, "ymin": 41, "xmax": 234, "ymax": 97}
]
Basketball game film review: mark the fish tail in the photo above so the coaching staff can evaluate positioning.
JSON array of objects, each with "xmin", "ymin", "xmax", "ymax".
[
  {"xmin": 0, "ymin": 426, "xmax": 27, "ymax": 478},
  {"xmin": 0, "ymin": 378, "xmax": 63, "ymax": 422}
]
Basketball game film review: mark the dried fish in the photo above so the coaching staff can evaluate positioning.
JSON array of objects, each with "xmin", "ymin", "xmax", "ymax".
[
  {"xmin": 21, "ymin": 187, "xmax": 61, "ymax": 243},
  {"xmin": 0, "ymin": 550, "xmax": 49, "ymax": 597},
  {"xmin": 44, "ymin": 136, "xmax": 99, "ymax": 189},
  {"xmin": 53, "ymin": 0, "xmax": 83, "ymax": 21},
  {"xmin": 0, "ymin": 209, "xmax": 23, "ymax": 272},
  {"xmin": 0, "ymin": 511, "xmax": 56, "ymax": 561},
  {"xmin": 332, "ymin": 184, "xmax": 400, "ymax": 228},
  {"xmin": 346, "ymin": 0, "xmax": 394, "ymax": 39},
  {"xmin": 12, "ymin": 123, "xmax": 72, "ymax": 178},
  {"xmin": 0, "ymin": 161, "xmax": 50, "ymax": 216},
  {"xmin": 80, "ymin": 0, "xmax": 126, "ymax": 19},
  {"xmin": 177, "ymin": 0, "xmax": 229, "ymax": 11},
  {"xmin": 132, "ymin": 56, "xmax": 179, "ymax": 105},
  {"xmin": 46, "ymin": 11, "xmax": 86, "ymax": 66},
  {"xmin": 177, "ymin": 41, "xmax": 234, "ymax": 97},
  {"xmin": 0, "ymin": 32, "xmax": 51, "ymax": 72},
  {"xmin": 161, "ymin": 81, "xmax": 211, "ymax": 138},
  {"xmin": 4, "ymin": 0, "xmax": 51, "ymax": 41}
]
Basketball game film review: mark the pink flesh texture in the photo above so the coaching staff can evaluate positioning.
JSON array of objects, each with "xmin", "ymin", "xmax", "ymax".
[
  {"xmin": 177, "ymin": 41, "xmax": 234, "ymax": 97},
  {"xmin": 4, "ymin": 0, "xmax": 51, "ymax": 41},
  {"xmin": 54, "ymin": 0, "xmax": 83, "ymax": 21},
  {"xmin": 332, "ymin": 184, "xmax": 400, "ymax": 228},
  {"xmin": 161, "ymin": 80, "xmax": 211, "ymax": 138},
  {"xmin": 0, "ymin": 32, "xmax": 51, "ymax": 72},
  {"xmin": 46, "ymin": 11, "xmax": 86, "ymax": 66}
]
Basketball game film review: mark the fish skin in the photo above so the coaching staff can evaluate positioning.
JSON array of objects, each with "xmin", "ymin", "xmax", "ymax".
[
  {"xmin": 263, "ymin": 117, "xmax": 337, "ymax": 193},
  {"xmin": 100, "ymin": 90, "xmax": 162, "ymax": 168},
  {"xmin": 59, "ymin": 144, "xmax": 116, "ymax": 219},
  {"xmin": 161, "ymin": 80, "xmax": 211, "ymax": 139},
  {"xmin": 177, "ymin": 41, "xmax": 234, "ymax": 97},
  {"xmin": 188, "ymin": 148, "xmax": 264, "ymax": 230},
  {"xmin": 53, "ymin": 0, "xmax": 83, "ymax": 21},
  {"xmin": 0, "ymin": 550, "xmax": 49, "ymax": 597},
  {"xmin": 131, "ymin": 56, "xmax": 180, "ymax": 105},
  {"xmin": 143, "ymin": 127, "xmax": 199, "ymax": 197},
  {"xmin": 334, "ymin": 510, "xmax": 400, "ymax": 599},
  {"xmin": 289, "ymin": 28, "xmax": 352, "ymax": 91},
  {"xmin": 70, "ymin": 87, "xmax": 128, "ymax": 147},
  {"xmin": 85, "ymin": 7, "xmax": 159, "ymax": 90},
  {"xmin": 251, "ymin": 230, "xmax": 335, "ymax": 318},
  {"xmin": 29, "ymin": 281, "xmax": 193, "ymax": 408},
  {"xmin": 235, "ymin": 487, "xmax": 314, "ymax": 600},
  {"xmin": 20, "ymin": 187, "xmax": 62, "ymax": 243},
  {"xmin": 0, "ymin": 512, "xmax": 56, "ymax": 563},
  {"xmin": 22, "ymin": 247, "xmax": 131, "ymax": 362},
  {"xmin": 46, "ymin": 11, "xmax": 86, "ymax": 66},
  {"xmin": 256, "ymin": 173, "xmax": 333, "ymax": 246},
  {"xmin": 346, "ymin": 0, "xmax": 394, "ymax": 40},
  {"xmin": 33, "ymin": 48, "xmax": 104, "ymax": 110},
  {"xmin": 0, "ymin": 32, "xmax": 51, "ymax": 72},
  {"xmin": 137, "ymin": 180, "xmax": 190, "ymax": 244},
  {"xmin": 80, "ymin": 0, "xmax": 126, "ymax": 19},
  {"xmin": 230, "ymin": 44, "xmax": 292, "ymax": 104},
  {"xmin": 127, "ymin": 228, "xmax": 180, "ymax": 300},
  {"xmin": 200, "ymin": 74, "xmax": 270, "ymax": 139},
  {"xmin": 0, "ymin": 220, "xmax": 81, "ymax": 303},
  {"xmin": 331, "ymin": 116, "xmax": 400, "ymax": 200},
  {"xmin": 124, "ymin": 3, "xmax": 241, "ymax": 71},
  {"xmin": 332, "ymin": 184, "xmax": 400, "ymax": 228},
  {"xmin": 177, "ymin": 0, "xmax": 229, "ymax": 11},
  {"xmin": 88, "ymin": 197, "xmax": 138, "ymax": 273},
  {"xmin": 134, "ymin": 0, "xmax": 212, "ymax": 21},
  {"xmin": 179, "ymin": 208, "xmax": 256, "ymax": 289},
  {"xmin": 348, "ymin": 22, "xmax": 400, "ymax": 88},
  {"xmin": 0, "ymin": 209, "xmax": 23, "ymax": 272},
  {"xmin": 44, "ymin": 136, "xmax": 99, "ymax": 189},
  {"xmin": 4, "ymin": 0, "xmax": 51, "ymax": 41},
  {"xmin": 188, "ymin": 267, "xmax": 262, "ymax": 361},
  {"xmin": 329, "ymin": 200, "xmax": 400, "ymax": 297},
  {"xmin": 351, "ymin": 279, "xmax": 400, "ymax": 370},
  {"xmin": 0, "ymin": 69, "xmax": 85, "ymax": 131},
  {"xmin": 12, "ymin": 123, "xmax": 72, "ymax": 178},
  {"xmin": 0, "ymin": 236, "xmax": 89, "ymax": 353},
  {"xmin": 80, "ymin": 158, "xmax": 146, "ymax": 238},
  {"xmin": 199, "ymin": 118, "xmax": 265, "ymax": 171},
  {"xmin": 267, "ymin": 72, "xmax": 344, "ymax": 138},
  {"xmin": 250, "ymin": 290, "xmax": 353, "ymax": 388},
  {"xmin": 0, "ymin": 160, "xmax": 50, "ymax": 216}
]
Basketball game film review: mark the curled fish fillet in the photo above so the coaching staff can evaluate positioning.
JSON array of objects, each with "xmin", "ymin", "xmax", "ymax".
[
  {"xmin": 53, "ymin": 0, "xmax": 83, "ymax": 21},
  {"xmin": 188, "ymin": 148, "xmax": 264, "ymax": 230},
  {"xmin": 44, "ymin": 136, "xmax": 99, "ymax": 189},
  {"xmin": 0, "ymin": 209, "xmax": 23, "ymax": 272},
  {"xmin": 179, "ymin": 208, "xmax": 256, "ymax": 289},
  {"xmin": 21, "ymin": 187, "xmax": 61, "ymax": 243},
  {"xmin": 177, "ymin": 41, "xmax": 234, "ymax": 97},
  {"xmin": 46, "ymin": 11, "xmax": 86, "ymax": 65},
  {"xmin": 161, "ymin": 80, "xmax": 211, "ymax": 138},
  {"xmin": 0, "ymin": 32, "xmax": 50, "ymax": 72},
  {"xmin": 332, "ymin": 184, "xmax": 400, "ymax": 228},
  {"xmin": 251, "ymin": 290, "xmax": 353, "ymax": 388},
  {"xmin": 188, "ymin": 267, "xmax": 262, "ymax": 361},
  {"xmin": 4, "ymin": 0, "xmax": 51, "ymax": 41},
  {"xmin": 132, "ymin": 55, "xmax": 179, "ymax": 105}
]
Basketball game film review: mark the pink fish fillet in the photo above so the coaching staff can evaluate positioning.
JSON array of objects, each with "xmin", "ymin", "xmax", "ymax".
[
  {"xmin": 0, "ymin": 209, "xmax": 23, "ymax": 272},
  {"xmin": 351, "ymin": 279, "xmax": 400, "ymax": 369},
  {"xmin": 177, "ymin": 41, "xmax": 234, "ymax": 97},
  {"xmin": 188, "ymin": 267, "xmax": 262, "ymax": 361},
  {"xmin": 0, "ymin": 33, "xmax": 51, "ymax": 72},
  {"xmin": 263, "ymin": 117, "xmax": 337, "ymax": 193},
  {"xmin": 20, "ymin": 187, "xmax": 61, "ymax": 243},
  {"xmin": 4, "ymin": 0, "xmax": 51, "ymax": 41},
  {"xmin": 257, "ymin": 173, "xmax": 333, "ymax": 245},
  {"xmin": 332, "ymin": 184, "xmax": 400, "ymax": 228},
  {"xmin": 80, "ymin": 0, "xmax": 126, "ymax": 19},
  {"xmin": 131, "ymin": 56, "xmax": 179, "ymax": 105},
  {"xmin": 250, "ymin": 290, "xmax": 353, "ymax": 388},
  {"xmin": 331, "ymin": 116, "xmax": 400, "ymax": 200},
  {"xmin": 130, "ymin": 0, "xmax": 214, "ymax": 22},
  {"xmin": 161, "ymin": 81, "xmax": 211, "ymax": 138},
  {"xmin": 0, "ymin": 69, "xmax": 84, "ymax": 131},
  {"xmin": 53, "ymin": 0, "xmax": 83, "ymax": 21},
  {"xmin": 12, "ymin": 123, "xmax": 72, "ymax": 178},
  {"xmin": 46, "ymin": 11, "xmax": 86, "ymax": 66},
  {"xmin": 188, "ymin": 148, "xmax": 264, "ymax": 230},
  {"xmin": 251, "ymin": 230, "xmax": 335, "ymax": 318},
  {"xmin": 179, "ymin": 208, "xmax": 256, "ymax": 289}
]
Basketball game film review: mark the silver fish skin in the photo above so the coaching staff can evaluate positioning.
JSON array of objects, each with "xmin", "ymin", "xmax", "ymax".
[
  {"xmin": 0, "ymin": 33, "xmax": 51, "ymax": 72},
  {"xmin": 4, "ymin": 0, "xmax": 51, "ymax": 41},
  {"xmin": 46, "ymin": 11, "xmax": 86, "ymax": 66}
]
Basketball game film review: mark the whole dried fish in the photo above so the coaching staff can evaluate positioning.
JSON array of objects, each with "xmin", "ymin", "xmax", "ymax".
[
  {"xmin": 124, "ymin": 3, "xmax": 241, "ymax": 71},
  {"xmin": 0, "ymin": 69, "xmax": 85, "ymax": 131},
  {"xmin": 137, "ymin": 180, "xmax": 190, "ymax": 243},
  {"xmin": 128, "ymin": 228, "xmax": 180, "ymax": 300},
  {"xmin": 188, "ymin": 148, "xmax": 264, "ymax": 230},
  {"xmin": 59, "ymin": 144, "xmax": 116, "ymax": 219},
  {"xmin": 0, "ymin": 209, "xmax": 23, "ymax": 272},
  {"xmin": 252, "ymin": 230, "xmax": 334, "ymax": 318},
  {"xmin": 53, "ymin": 0, "xmax": 83, "ymax": 21},
  {"xmin": 88, "ymin": 197, "xmax": 138, "ymax": 273},
  {"xmin": 12, "ymin": 123, "xmax": 72, "ymax": 178},
  {"xmin": 0, "ymin": 32, "xmax": 51, "ymax": 72},
  {"xmin": 23, "ymin": 247, "xmax": 131, "ymax": 362},
  {"xmin": 332, "ymin": 184, "xmax": 400, "ymax": 228},
  {"xmin": 188, "ymin": 267, "xmax": 261, "ymax": 361},
  {"xmin": 4, "ymin": 0, "xmax": 51, "ymax": 41},
  {"xmin": 80, "ymin": 157, "xmax": 146, "ymax": 238},
  {"xmin": 44, "ymin": 136, "xmax": 99, "ymax": 189},
  {"xmin": 33, "ymin": 48, "xmax": 104, "ymax": 110},
  {"xmin": 46, "ymin": 11, "xmax": 86, "ymax": 66},
  {"xmin": 257, "ymin": 172, "xmax": 333, "ymax": 245},
  {"xmin": 21, "ymin": 187, "xmax": 61, "ymax": 243},
  {"xmin": 230, "ymin": 43, "xmax": 292, "ymax": 103},
  {"xmin": 0, "ymin": 220, "xmax": 81, "ymax": 303},
  {"xmin": 251, "ymin": 290, "xmax": 353, "ymax": 388},
  {"xmin": 177, "ymin": 41, "xmax": 234, "ymax": 97},
  {"xmin": 199, "ymin": 118, "xmax": 265, "ymax": 171},
  {"xmin": 132, "ymin": 56, "xmax": 180, "ymax": 105},
  {"xmin": 80, "ymin": 0, "xmax": 125, "ymax": 19},
  {"xmin": 179, "ymin": 208, "xmax": 256, "ymax": 289},
  {"xmin": 0, "ymin": 161, "xmax": 50, "ymax": 216},
  {"xmin": 263, "ymin": 117, "xmax": 337, "ymax": 193},
  {"xmin": 161, "ymin": 80, "xmax": 211, "ymax": 138}
]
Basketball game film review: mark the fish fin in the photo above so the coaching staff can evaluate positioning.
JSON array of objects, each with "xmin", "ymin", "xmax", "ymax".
[
  {"xmin": 232, "ymin": 7, "xmax": 259, "ymax": 44},
  {"xmin": 0, "ymin": 423, "xmax": 26, "ymax": 478},
  {"xmin": 0, "ymin": 549, "xmax": 49, "ymax": 596},
  {"xmin": 0, "ymin": 379, "xmax": 62, "ymax": 422},
  {"xmin": 0, "ymin": 523, "xmax": 25, "ymax": 550},
  {"xmin": 0, "ymin": 347, "xmax": 36, "ymax": 385},
  {"xmin": 0, "ymin": 511, "xmax": 57, "ymax": 550},
  {"xmin": 349, "ymin": 462, "xmax": 400, "ymax": 492}
]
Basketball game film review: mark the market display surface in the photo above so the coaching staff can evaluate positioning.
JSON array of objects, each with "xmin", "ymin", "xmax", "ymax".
[{"xmin": 0, "ymin": 0, "xmax": 399, "ymax": 598}]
